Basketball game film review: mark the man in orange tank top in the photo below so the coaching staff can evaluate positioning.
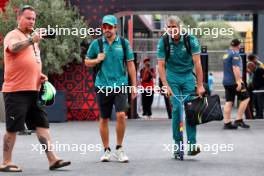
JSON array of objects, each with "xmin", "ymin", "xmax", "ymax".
[{"xmin": 0, "ymin": 5, "xmax": 70, "ymax": 172}]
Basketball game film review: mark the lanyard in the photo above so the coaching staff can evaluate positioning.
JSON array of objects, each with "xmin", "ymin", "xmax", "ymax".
[{"xmin": 16, "ymin": 28, "xmax": 37, "ymax": 56}]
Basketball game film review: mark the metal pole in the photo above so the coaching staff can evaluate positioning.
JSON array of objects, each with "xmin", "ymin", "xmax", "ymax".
[
  {"xmin": 239, "ymin": 46, "xmax": 247, "ymax": 87},
  {"xmin": 200, "ymin": 46, "xmax": 208, "ymax": 84}
]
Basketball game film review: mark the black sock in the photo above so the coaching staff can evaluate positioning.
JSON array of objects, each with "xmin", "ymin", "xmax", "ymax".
[
  {"xmin": 104, "ymin": 147, "xmax": 111, "ymax": 152},
  {"xmin": 116, "ymin": 145, "xmax": 122, "ymax": 150}
]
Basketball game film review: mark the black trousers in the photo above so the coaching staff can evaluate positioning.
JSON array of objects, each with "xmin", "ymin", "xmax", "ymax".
[{"xmin": 142, "ymin": 90, "xmax": 154, "ymax": 116}]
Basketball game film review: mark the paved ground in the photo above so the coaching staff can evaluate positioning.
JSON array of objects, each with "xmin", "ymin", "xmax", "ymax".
[{"xmin": 0, "ymin": 119, "xmax": 263, "ymax": 176}]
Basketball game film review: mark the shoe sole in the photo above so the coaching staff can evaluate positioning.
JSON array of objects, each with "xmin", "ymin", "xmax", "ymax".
[
  {"xmin": 112, "ymin": 154, "xmax": 129, "ymax": 163},
  {"xmin": 174, "ymin": 154, "xmax": 184, "ymax": 160},
  {"xmin": 223, "ymin": 126, "xmax": 238, "ymax": 130},
  {"xmin": 188, "ymin": 150, "xmax": 201, "ymax": 156},
  {"xmin": 100, "ymin": 156, "xmax": 111, "ymax": 162},
  {"xmin": 237, "ymin": 125, "xmax": 250, "ymax": 129}
]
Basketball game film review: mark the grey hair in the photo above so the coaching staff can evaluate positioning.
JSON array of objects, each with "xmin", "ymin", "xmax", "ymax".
[{"xmin": 166, "ymin": 16, "xmax": 182, "ymax": 26}]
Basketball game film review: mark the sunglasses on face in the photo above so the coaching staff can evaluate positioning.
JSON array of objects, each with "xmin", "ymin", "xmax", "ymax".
[{"xmin": 101, "ymin": 24, "xmax": 115, "ymax": 30}]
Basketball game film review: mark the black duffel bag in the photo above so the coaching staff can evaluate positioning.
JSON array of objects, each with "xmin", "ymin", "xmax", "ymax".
[{"xmin": 184, "ymin": 95, "xmax": 223, "ymax": 126}]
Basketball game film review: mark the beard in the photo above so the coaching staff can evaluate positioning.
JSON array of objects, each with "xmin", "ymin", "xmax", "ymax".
[{"xmin": 104, "ymin": 31, "xmax": 113, "ymax": 38}]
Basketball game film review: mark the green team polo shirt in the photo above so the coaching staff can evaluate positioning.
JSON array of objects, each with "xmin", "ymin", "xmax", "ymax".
[
  {"xmin": 157, "ymin": 35, "xmax": 201, "ymax": 81},
  {"xmin": 87, "ymin": 35, "xmax": 134, "ymax": 87}
]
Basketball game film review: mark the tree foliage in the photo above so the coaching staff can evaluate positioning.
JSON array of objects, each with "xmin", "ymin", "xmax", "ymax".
[{"xmin": 0, "ymin": 0, "xmax": 89, "ymax": 74}]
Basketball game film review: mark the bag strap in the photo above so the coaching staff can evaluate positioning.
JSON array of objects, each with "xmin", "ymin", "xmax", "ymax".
[
  {"xmin": 163, "ymin": 33, "xmax": 192, "ymax": 62},
  {"xmin": 183, "ymin": 33, "xmax": 192, "ymax": 56},
  {"xmin": 120, "ymin": 37, "xmax": 127, "ymax": 68},
  {"xmin": 96, "ymin": 37, "xmax": 104, "ymax": 72},
  {"xmin": 183, "ymin": 34, "xmax": 196, "ymax": 78},
  {"xmin": 95, "ymin": 37, "xmax": 127, "ymax": 78},
  {"xmin": 162, "ymin": 34, "xmax": 170, "ymax": 63},
  {"xmin": 98, "ymin": 37, "xmax": 103, "ymax": 53}
]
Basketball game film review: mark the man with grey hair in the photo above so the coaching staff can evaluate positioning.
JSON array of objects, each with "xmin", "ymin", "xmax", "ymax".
[{"xmin": 157, "ymin": 16, "xmax": 205, "ymax": 159}]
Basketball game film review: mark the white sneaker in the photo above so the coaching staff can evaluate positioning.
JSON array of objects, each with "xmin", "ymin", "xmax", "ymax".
[
  {"xmin": 113, "ymin": 147, "xmax": 129, "ymax": 163},
  {"xmin": 100, "ymin": 149, "xmax": 111, "ymax": 162}
]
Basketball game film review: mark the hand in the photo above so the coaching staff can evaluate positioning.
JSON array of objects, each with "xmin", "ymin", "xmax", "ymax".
[
  {"xmin": 32, "ymin": 29, "xmax": 43, "ymax": 43},
  {"xmin": 236, "ymin": 82, "xmax": 242, "ymax": 92},
  {"xmin": 196, "ymin": 84, "xmax": 205, "ymax": 97},
  {"xmin": 164, "ymin": 85, "xmax": 174, "ymax": 97},
  {"xmin": 38, "ymin": 28, "xmax": 47, "ymax": 38},
  {"xmin": 96, "ymin": 53, "xmax": 105, "ymax": 64},
  {"xmin": 40, "ymin": 73, "xmax": 48, "ymax": 84},
  {"xmin": 131, "ymin": 86, "xmax": 137, "ymax": 100}
]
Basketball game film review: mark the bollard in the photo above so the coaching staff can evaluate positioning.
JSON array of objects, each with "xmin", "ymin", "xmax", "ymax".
[
  {"xmin": 239, "ymin": 46, "xmax": 247, "ymax": 87},
  {"xmin": 201, "ymin": 46, "xmax": 209, "ymax": 84}
]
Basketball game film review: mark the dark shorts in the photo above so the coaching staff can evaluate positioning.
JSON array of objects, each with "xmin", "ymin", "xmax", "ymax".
[
  {"xmin": 224, "ymin": 83, "xmax": 250, "ymax": 102},
  {"xmin": 4, "ymin": 91, "xmax": 49, "ymax": 132},
  {"xmin": 96, "ymin": 87, "xmax": 128, "ymax": 118}
]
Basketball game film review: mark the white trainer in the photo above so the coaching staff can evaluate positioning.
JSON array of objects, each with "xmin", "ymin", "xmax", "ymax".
[
  {"xmin": 113, "ymin": 147, "xmax": 129, "ymax": 163},
  {"xmin": 100, "ymin": 149, "xmax": 111, "ymax": 162}
]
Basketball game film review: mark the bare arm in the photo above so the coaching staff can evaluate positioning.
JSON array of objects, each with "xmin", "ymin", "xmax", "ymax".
[
  {"xmin": 85, "ymin": 57, "xmax": 100, "ymax": 67},
  {"xmin": 158, "ymin": 59, "xmax": 173, "ymax": 96},
  {"xmin": 8, "ymin": 31, "xmax": 41, "ymax": 53},
  {"xmin": 85, "ymin": 53, "xmax": 105, "ymax": 68},
  {"xmin": 127, "ymin": 60, "xmax": 137, "ymax": 99},
  {"xmin": 8, "ymin": 38, "xmax": 32, "ymax": 53},
  {"xmin": 127, "ymin": 60, "xmax": 137, "ymax": 87},
  {"xmin": 233, "ymin": 65, "xmax": 243, "ymax": 91},
  {"xmin": 193, "ymin": 54, "xmax": 205, "ymax": 95},
  {"xmin": 192, "ymin": 54, "xmax": 203, "ymax": 86},
  {"xmin": 158, "ymin": 60, "xmax": 169, "ymax": 87},
  {"xmin": 232, "ymin": 66, "xmax": 242, "ymax": 84}
]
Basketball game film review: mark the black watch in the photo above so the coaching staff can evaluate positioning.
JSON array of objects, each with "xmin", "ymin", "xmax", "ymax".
[{"xmin": 28, "ymin": 36, "xmax": 33, "ymax": 44}]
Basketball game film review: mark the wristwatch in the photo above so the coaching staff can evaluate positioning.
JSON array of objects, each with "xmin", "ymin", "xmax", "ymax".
[{"xmin": 28, "ymin": 36, "xmax": 33, "ymax": 44}]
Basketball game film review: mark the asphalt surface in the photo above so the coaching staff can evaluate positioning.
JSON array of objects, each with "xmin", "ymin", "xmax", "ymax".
[{"xmin": 0, "ymin": 119, "xmax": 263, "ymax": 176}]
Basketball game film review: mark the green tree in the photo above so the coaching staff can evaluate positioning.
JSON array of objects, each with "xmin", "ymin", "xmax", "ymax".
[
  {"xmin": 197, "ymin": 21, "xmax": 240, "ymax": 50},
  {"xmin": 0, "ymin": 0, "xmax": 89, "ymax": 74},
  {"xmin": 178, "ymin": 15, "xmax": 198, "ymax": 28}
]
